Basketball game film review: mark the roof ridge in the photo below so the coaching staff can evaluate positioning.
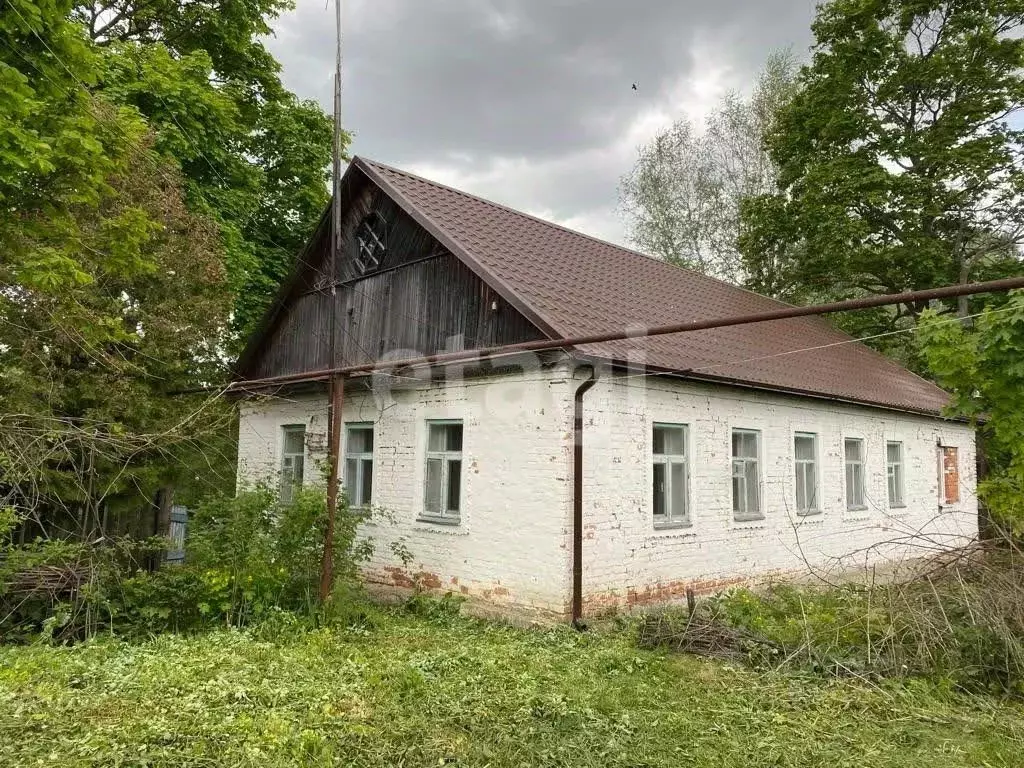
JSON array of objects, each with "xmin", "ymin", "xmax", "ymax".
[{"xmin": 357, "ymin": 156, "xmax": 794, "ymax": 308}]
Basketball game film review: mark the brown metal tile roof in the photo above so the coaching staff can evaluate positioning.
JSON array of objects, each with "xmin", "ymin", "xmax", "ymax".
[{"xmin": 357, "ymin": 157, "xmax": 951, "ymax": 415}]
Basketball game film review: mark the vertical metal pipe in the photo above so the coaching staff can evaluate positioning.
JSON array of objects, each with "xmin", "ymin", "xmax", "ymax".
[
  {"xmin": 572, "ymin": 367, "xmax": 597, "ymax": 627},
  {"xmin": 320, "ymin": 375, "xmax": 345, "ymax": 601}
]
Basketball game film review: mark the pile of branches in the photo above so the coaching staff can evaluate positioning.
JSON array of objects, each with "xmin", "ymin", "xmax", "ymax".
[
  {"xmin": 637, "ymin": 608, "xmax": 781, "ymax": 662},
  {"xmin": 5, "ymin": 562, "xmax": 94, "ymax": 601},
  {"xmin": 636, "ymin": 537, "xmax": 1024, "ymax": 696}
]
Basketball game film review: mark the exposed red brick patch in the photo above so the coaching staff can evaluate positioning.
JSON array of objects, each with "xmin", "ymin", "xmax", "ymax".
[{"xmin": 415, "ymin": 571, "xmax": 443, "ymax": 589}]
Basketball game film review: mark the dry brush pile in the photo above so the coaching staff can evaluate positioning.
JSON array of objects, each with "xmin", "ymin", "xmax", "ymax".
[{"xmin": 639, "ymin": 535, "xmax": 1024, "ymax": 696}]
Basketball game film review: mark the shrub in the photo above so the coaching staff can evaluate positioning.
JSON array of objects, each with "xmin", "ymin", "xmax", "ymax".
[{"xmin": 0, "ymin": 485, "xmax": 373, "ymax": 642}]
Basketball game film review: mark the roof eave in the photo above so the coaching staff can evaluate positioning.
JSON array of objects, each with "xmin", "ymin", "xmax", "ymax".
[{"xmin": 567, "ymin": 351, "xmax": 962, "ymax": 421}]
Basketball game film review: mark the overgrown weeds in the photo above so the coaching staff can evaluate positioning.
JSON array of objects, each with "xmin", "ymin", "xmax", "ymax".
[
  {"xmin": 639, "ymin": 541, "xmax": 1024, "ymax": 696},
  {"xmin": 0, "ymin": 486, "xmax": 372, "ymax": 642}
]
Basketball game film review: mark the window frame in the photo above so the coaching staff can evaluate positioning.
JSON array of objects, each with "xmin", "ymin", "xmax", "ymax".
[
  {"xmin": 731, "ymin": 428, "xmax": 763, "ymax": 522},
  {"xmin": 844, "ymin": 437, "xmax": 867, "ymax": 511},
  {"xmin": 652, "ymin": 423, "xmax": 691, "ymax": 528},
  {"xmin": 886, "ymin": 441, "xmax": 905, "ymax": 508},
  {"xmin": 344, "ymin": 423, "xmax": 375, "ymax": 510},
  {"xmin": 354, "ymin": 211, "xmax": 386, "ymax": 275},
  {"xmin": 939, "ymin": 445, "xmax": 961, "ymax": 507},
  {"xmin": 793, "ymin": 431, "xmax": 820, "ymax": 516},
  {"xmin": 279, "ymin": 424, "xmax": 306, "ymax": 505},
  {"xmin": 421, "ymin": 419, "xmax": 464, "ymax": 524}
]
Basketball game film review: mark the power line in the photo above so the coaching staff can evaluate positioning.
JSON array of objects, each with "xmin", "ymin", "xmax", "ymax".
[{"xmin": 614, "ymin": 303, "xmax": 1021, "ymax": 385}]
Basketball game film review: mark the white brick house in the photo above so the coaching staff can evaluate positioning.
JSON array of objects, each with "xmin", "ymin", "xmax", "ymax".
[{"xmin": 234, "ymin": 158, "xmax": 977, "ymax": 623}]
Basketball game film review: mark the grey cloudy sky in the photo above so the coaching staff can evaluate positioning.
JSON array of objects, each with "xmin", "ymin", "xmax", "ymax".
[{"xmin": 265, "ymin": 0, "xmax": 818, "ymax": 246}]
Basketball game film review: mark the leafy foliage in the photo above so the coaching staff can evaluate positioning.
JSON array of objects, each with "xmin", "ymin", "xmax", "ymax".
[
  {"xmin": 919, "ymin": 293, "xmax": 1024, "ymax": 532},
  {"xmin": 0, "ymin": 487, "xmax": 372, "ymax": 641},
  {"xmin": 1, "ymin": 613, "xmax": 1023, "ymax": 766},
  {"xmin": 76, "ymin": 0, "xmax": 339, "ymax": 339},
  {"xmin": 741, "ymin": 0, "xmax": 1024, "ymax": 325},
  {"xmin": 1, "ymin": 0, "xmax": 236, "ymax": 528},
  {"xmin": 620, "ymin": 51, "xmax": 798, "ymax": 282}
]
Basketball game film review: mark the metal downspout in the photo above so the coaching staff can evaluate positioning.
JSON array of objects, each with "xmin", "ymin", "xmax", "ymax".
[{"xmin": 572, "ymin": 366, "xmax": 597, "ymax": 629}]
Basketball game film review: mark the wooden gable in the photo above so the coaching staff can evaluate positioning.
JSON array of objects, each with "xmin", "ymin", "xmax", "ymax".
[{"xmin": 238, "ymin": 169, "xmax": 546, "ymax": 381}]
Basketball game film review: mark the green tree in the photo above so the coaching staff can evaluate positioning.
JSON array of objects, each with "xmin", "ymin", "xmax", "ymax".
[
  {"xmin": 919, "ymin": 293, "xmax": 1024, "ymax": 534},
  {"xmin": 1, "ymin": 0, "xmax": 234, "ymax": 534},
  {"xmin": 620, "ymin": 51, "xmax": 798, "ymax": 282},
  {"xmin": 741, "ymin": 0, "xmax": 1024, "ymax": 323},
  {"xmin": 74, "ymin": 0, "xmax": 339, "ymax": 340}
]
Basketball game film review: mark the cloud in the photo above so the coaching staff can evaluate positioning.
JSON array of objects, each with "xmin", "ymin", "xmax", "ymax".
[{"xmin": 265, "ymin": 0, "xmax": 817, "ymax": 247}]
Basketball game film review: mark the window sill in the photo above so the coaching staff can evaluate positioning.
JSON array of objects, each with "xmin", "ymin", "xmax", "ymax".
[
  {"xmin": 846, "ymin": 505, "xmax": 868, "ymax": 513},
  {"xmin": 416, "ymin": 515, "xmax": 462, "ymax": 527},
  {"xmin": 796, "ymin": 509, "xmax": 822, "ymax": 517},
  {"xmin": 653, "ymin": 520, "xmax": 693, "ymax": 531},
  {"xmin": 732, "ymin": 512, "xmax": 765, "ymax": 524}
]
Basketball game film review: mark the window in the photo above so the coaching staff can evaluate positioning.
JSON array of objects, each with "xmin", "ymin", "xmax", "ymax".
[
  {"xmin": 354, "ymin": 211, "xmax": 386, "ymax": 274},
  {"xmin": 344, "ymin": 424, "xmax": 374, "ymax": 508},
  {"xmin": 794, "ymin": 433, "xmax": 818, "ymax": 515},
  {"xmin": 940, "ymin": 446, "xmax": 960, "ymax": 505},
  {"xmin": 653, "ymin": 424, "xmax": 689, "ymax": 526},
  {"xmin": 423, "ymin": 421, "xmax": 463, "ymax": 521},
  {"xmin": 845, "ymin": 438, "xmax": 866, "ymax": 510},
  {"xmin": 280, "ymin": 425, "xmax": 306, "ymax": 505},
  {"xmin": 732, "ymin": 429, "xmax": 762, "ymax": 520},
  {"xmin": 887, "ymin": 441, "xmax": 905, "ymax": 507}
]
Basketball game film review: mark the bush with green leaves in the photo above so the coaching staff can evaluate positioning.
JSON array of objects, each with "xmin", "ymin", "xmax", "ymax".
[
  {"xmin": 919, "ymin": 293, "xmax": 1024, "ymax": 534},
  {"xmin": 0, "ymin": 486, "xmax": 373, "ymax": 642}
]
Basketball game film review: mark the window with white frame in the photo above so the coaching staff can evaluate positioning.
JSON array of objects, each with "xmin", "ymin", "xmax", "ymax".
[
  {"xmin": 887, "ymin": 441, "xmax": 905, "ymax": 507},
  {"xmin": 423, "ymin": 421, "xmax": 463, "ymax": 521},
  {"xmin": 653, "ymin": 424, "xmax": 689, "ymax": 526},
  {"xmin": 845, "ymin": 438, "xmax": 866, "ymax": 510},
  {"xmin": 732, "ymin": 429, "xmax": 762, "ymax": 520},
  {"xmin": 344, "ymin": 424, "xmax": 374, "ymax": 509},
  {"xmin": 280, "ymin": 424, "xmax": 306, "ymax": 505},
  {"xmin": 794, "ymin": 432, "xmax": 818, "ymax": 514}
]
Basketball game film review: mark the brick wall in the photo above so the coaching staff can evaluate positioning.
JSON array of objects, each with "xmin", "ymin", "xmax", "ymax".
[
  {"xmin": 579, "ymin": 373, "xmax": 978, "ymax": 613},
  {"xmin": 236, "ymin": 365, "xmax": 977, "ymax": 622},
  {"xmin": 237, "ymin": 362, "xmax": 575, "ymax": 620}
]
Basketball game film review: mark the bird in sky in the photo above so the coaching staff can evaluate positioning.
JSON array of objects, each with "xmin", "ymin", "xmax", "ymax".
[{"xmin": 632, "ymin": 82, "xmax": 638, "ymax": 91}]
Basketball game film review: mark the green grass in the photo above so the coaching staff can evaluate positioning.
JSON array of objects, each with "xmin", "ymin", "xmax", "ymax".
[{"xmin": 1, "ymin": 610, "xmax": 1023, "ymax": 767}]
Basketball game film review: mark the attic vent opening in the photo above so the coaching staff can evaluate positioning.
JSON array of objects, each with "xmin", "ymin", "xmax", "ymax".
[{"xmin": 354, "ymin": 211, "xmax": 386, "ymax": 274}]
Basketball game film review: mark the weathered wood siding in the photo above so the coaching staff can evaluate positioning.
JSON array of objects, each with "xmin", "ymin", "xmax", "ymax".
[{"xmin": 245, "ymin": 174, "xmax": 545, "ymax": 379}]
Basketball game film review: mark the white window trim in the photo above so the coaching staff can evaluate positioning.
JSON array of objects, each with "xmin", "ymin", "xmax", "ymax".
[
  {"xmin": 279, "ymin": 424, "xmax": 306, "ymax": 505},
  {"xmin": 844, "ymin": 437, "xmax": 867, "ymax": 511},
  {"xmin": 886, "ymin": 441, "xmax": 906, "ymax": 509},
  {"xmin": 421, "ymin": 419, "xmax": 464, "ymax": 524},
  {"xmin": 793, "ymin": 431, "xmax": 820, "ymax": 516},
  {"xmin": 653, "ymin": 422, "xmax": 691, "ymax": 529},
  {"xmin": 732, "ymin": 428, "xmax": 763, "ymax": 522},
  {"xmin": 344, "ymin": 423, "xmax": 374, "ymax": 510}
]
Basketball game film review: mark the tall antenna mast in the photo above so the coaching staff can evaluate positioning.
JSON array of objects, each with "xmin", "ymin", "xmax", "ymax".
[
  {"xmin": 321, "ymin": 0, "xmax": 345, "ymax": 602},
  {"xmin": 331, "ymin": 0, "xmax": 343, "ymax": 260}
]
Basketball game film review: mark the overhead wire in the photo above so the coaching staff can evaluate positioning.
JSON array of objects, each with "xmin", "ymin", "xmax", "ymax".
[{"xmin": 609, "ymin": 303, "xmax": 1019, "ymax": 386}]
